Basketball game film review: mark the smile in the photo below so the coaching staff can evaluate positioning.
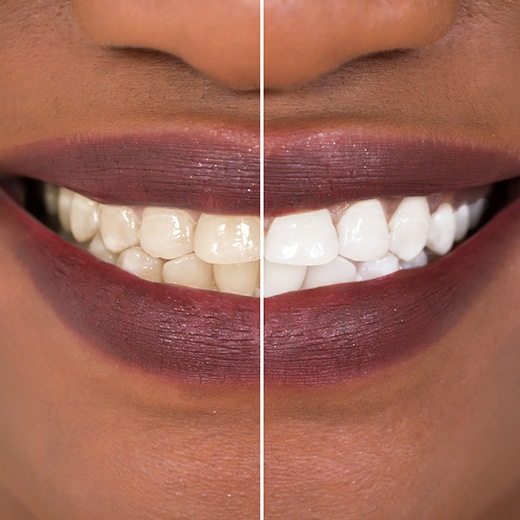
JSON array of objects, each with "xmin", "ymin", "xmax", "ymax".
[{"xmin": 0, "ymin": 129, "xmax": 518, "ymax": 386}]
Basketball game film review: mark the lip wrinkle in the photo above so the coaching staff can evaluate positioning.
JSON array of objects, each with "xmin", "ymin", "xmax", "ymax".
[
  {"xmin": 265, "ymin": 199, "xmax": 520, "ymax": 386},
  {"xmin": 265, "ymin": 131, "xmax": 520, "ymax": 215},
  {"xmin": 0, "ymin": 130, "xmax": 260, "ymax": 214}
]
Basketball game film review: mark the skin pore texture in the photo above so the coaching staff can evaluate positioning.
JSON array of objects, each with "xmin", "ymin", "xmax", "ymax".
[{"xmin": 0, "ymin": 1, "xmax": 519, "ymax": 520}]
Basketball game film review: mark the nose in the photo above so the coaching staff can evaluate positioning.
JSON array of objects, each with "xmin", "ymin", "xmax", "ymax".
[
  {"xmin": 73, "ymin": 0, "xmax": 460, "ymax": 90},
  {"xmin": 72, "ymin": 0, "xmax": 260, "ymax": 90},
  {"xmin": 265, "ymin": 0, "xmax": 461, "ymax": 88}
]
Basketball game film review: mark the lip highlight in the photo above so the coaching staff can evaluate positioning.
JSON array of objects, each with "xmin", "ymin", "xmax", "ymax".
[{"xmin": 1, "ymin": 131, "xmax": 519, "ymax": 386}]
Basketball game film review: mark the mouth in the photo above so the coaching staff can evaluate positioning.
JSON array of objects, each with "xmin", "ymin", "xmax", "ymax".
[
  {"xmin": 0, "ymin": 129, "xmax": 261, "ymax": 385},
  {"xmin": 264, "ymin": 129, "xmax": 520, "ymax": 385},
  {"xmin": 1, "ymin": 128, "xmax": 519, "ymax": 386}
]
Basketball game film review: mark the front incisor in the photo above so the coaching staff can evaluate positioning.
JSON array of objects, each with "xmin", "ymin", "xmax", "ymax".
[{"xmin": 194, "ymin": 214, "xmax": 260, "ymax": 264}]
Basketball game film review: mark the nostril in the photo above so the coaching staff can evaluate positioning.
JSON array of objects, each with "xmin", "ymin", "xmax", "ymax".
[
  {"xmin": 72, "ymin": 0, "xmax": 261, "ymax": 90},
  {"xmin": 264, "ymin": 0, "xmax": 461, "ymax": 89}
]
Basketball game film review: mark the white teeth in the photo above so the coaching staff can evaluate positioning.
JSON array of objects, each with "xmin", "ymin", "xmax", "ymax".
[
  {"xmin": 117, "ymin": 247, "xmax": 163, "ymax": 283},
  {"xmin": 264, "ymin": 261, "xmax": 306, "ymax": 297},
  {"xmin": 139, "ymin": 207, "xmax": 195, "ymax": 260},
  {"xmin": 214, "ymin": 261, "xmax": 259, "ymax": 296},
  {"xmin": 57, "ymin": 187, "xmax": 74, "ymax": 233},
  {"xmin": 100, "ymin": 205, "xmax": 140, "ymax": 253},
  {"xmin": 337, "ymin": 199, "xmax": 390, "ymax": 261},
  {"xmin": 426, "ymin": 203, "xmax": 456, "ymax": 255},
  {"xmin": 265, "ymin": 209, "xmax": 338, "ymax": 266},
  {"xmin": 469, "ymin": 198, "xmax": 487, "ymax": 229},
  {"xmin": 302, "ymin": 256, "xmax": 357, "ymax": 290},
  {"xmin": 357, "ymin": 252, "xmax": 400, "ymax": 281},
  {"xmin": 399, "ymin": 250, "xmax": 428, "ymax": 270},
  {"xmin": 88, "ymin": 234, "xmax": 118, "ymax": 265},
  {"xmin": 454, "ymin": 204, "xmax": 471, "ymax": 241},
  {"xmin": 49, "ymin": 183, "xmax": 491, "ymax": 295},
  {"xmin": 389, "ymin": 197, "xmax": 430, "ymax": 261},
  {"xmin": 194, "ymin": 214, "xmax": 260, "ymax": 264},
  {"xmin": 70, "ymin": 193, "xmax": 100, "ymax": 243},
  {"xmin": 163, "ymin": 253, "xmax": 214, "ymax": 290}
]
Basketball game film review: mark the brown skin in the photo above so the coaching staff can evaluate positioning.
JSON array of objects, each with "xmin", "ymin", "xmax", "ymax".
[{"xmin": 0, "ymin": 1, "xmax": 520, "ymax": 519}]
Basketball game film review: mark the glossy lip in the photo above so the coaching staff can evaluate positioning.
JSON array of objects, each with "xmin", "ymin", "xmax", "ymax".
[{"xmin": 0, "ymin": 130, "xmax": 519, "ymax": 386}]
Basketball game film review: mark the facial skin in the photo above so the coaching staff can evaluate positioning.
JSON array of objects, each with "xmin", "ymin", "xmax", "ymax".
[{"xmin": 0, "ymin": 2, "xmax": 519, "ymax": 520}]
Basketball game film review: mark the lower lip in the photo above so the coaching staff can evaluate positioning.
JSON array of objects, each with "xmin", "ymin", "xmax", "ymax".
[
  {"xmin": 265, "ymin": 198, "xmax": 520, "ymax": 385},
  {"xmin": 0, "ymin": 189, "xmax": 260, "ymax": 385},
  {"xmin": 2, "ymin": 188, "xmax": 519, "ymax": 386}
]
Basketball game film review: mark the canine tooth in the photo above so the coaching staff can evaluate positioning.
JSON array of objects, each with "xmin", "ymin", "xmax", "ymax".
[
  {"xmin": 57, "ymin": 187, "xmax": 74, "ymax": 232},
  {"xmin": 302, "ymin": 256, "xmax": 357, "ymax": 290},
  {"xmin": 139, "ymin": 207, "xmax": 195, "ymax": 260},
  {"xmin": 357, "ymin": 252, "xmax": 400, "ymax": 281},
  {"xmin": 265, "ymin": 209, "xmax": 338, "ymax": 266},
  {"xmin": 163, "ymin": 253, "xmax": 214, "ymax": 290},
  {"xmin": 337, "ymin": 199, "xmax": 390, "ymax": 261},
  {"xmin": 88, "ymin": 234, "xmax": 118, "ymax": 264},
  {"xmin": 469, "ymin": 198, "xmax": 487, "ymax": 229},
  {"xmin": 70, "ymin": 193, "xmax": 100, "ymax": 243},
  {"xmin": 214, "ymin": 261, "xmax": 259, "ymax": 296},
  {"xmin": 100, "ymin": 205, "xmax": 140, "ymax": 253},
  {"xmin": 389, "ymin": 197, "xmax": 430, "ymax": 261},
  {"xmin": 454, "ymin": 204, "xmax": 470, "ymax": 241},
  {"xmin": 400, "ymin": 250, "xmax": 428, "ymax": 270},
  {"xmin": 194, "ymin": 214, "xmax": 260, "ymax": 264},
  {"xmin": 426, "ymin": 203, "xmax": 456, "ymax": 255},
  {"xmin": 264, "ymin": 261, "xmax": 306, "ymax": 297},
  {"xmin": 117, "ymin": 247, "xmax": 163, "ymax": 282},
  {"xmin": 43, "ymin": 184, "xmax": 59, "ymax": 216}
]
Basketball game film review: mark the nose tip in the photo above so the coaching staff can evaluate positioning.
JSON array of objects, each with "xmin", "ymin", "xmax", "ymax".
[
  {"xmin": 265, "ymin": 0, "xmax": 461, "ymax": 89},
  {"xmin": 73, "ymin": 0, "xmax": 260, "ymax": 90}
]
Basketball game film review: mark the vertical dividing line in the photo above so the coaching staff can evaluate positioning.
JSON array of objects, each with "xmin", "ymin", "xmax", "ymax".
[{"xmin": 259, "ymin": 0, "xmax": 265, "ymax": 517}]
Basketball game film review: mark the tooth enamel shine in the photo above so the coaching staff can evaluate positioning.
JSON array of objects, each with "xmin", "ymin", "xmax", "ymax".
[
  {"xmin": 265, "ymin": 209, "xmax": 338, "ymax": 266},
  {"xmin": 48, "ymin": 183, "xmax": 490, "ymax": 296}
]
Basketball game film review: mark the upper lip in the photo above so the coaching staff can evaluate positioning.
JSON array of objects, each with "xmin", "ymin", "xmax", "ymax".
[
  {"xmin": 265, "ymin": 126, "xmax": 520, "ymax": 214},
  {"xmin": 0, "ymin": 127, "xmax": 260, "ymax": 214},
  {"xmin": 1, "ymin": 126, "xmax": 519, "ymax": 386}
]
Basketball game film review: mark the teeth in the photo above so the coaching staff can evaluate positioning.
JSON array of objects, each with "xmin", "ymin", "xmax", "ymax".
[
  {"xmin": 357, "ymin": 252, "xmax": 400, "ymax": 281},
  {"xmin": 194, "ymin": 214, "xmax": 260, "ymax": 264},
  {"xmin": 139, "ymin": 207, "xmax": 195, "ymax": 260},
  {"xmin": 88, "ymin": 234, "xmax": 118, "ymax": 265},
  {"xmin": 163, "ymin": 253, "xmax": 214, "ymax": 290},
  {"xmin": 265, "ymin": 209, "xmax": 338, "ymax": 266},
  {"xmin": 57, "ymin": 187, "xmax": 74, "ymax": 233},
  {"xmin": 70, "ymin": 193, "xmax": 100, "ymax": 243},
  {"xmin": 100, "ymin": 205, "xmax": 140, "ymax": 253},
  {"xmin": 389, "ymin": 197, "xmax": 430, "ymax": 261},
  {"xmin": 264, "ymin": 261, "xmax": 306, "ymax": 297},
  {"xmin": 400, "ymin": 250, "xmax": 428, "ymax": 270},
  {"xmin": 43, "ymin": 184, "xmax": 59, "ymax": 217},
  {"xmin": 213, "ymin": 261, "xmax": 259, "ymax": 296},
  {"xmin": 469, "ymin": 198, "xmax": 487, "ymax": 229},
  {"xmin": 48, "ymin": 184, "xmax": 490, "ymax": 296},
  {"xmin": 454, "ymin": 204, "xmax": 471, "ymax": 241},
  {"xmin": 302, "ymin": 256, "xmax": 357, "ymax": 290},
  {"xmin": 426, "ymin": 203, "xmax": 456, "ymax": 255},
  {"xmin": 337, "ymin": 199, "xmax": 390, "ymax": 261},
  {"xmin": 117, "ymin": 247, "xmax": 164, "ymax": 283}
]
